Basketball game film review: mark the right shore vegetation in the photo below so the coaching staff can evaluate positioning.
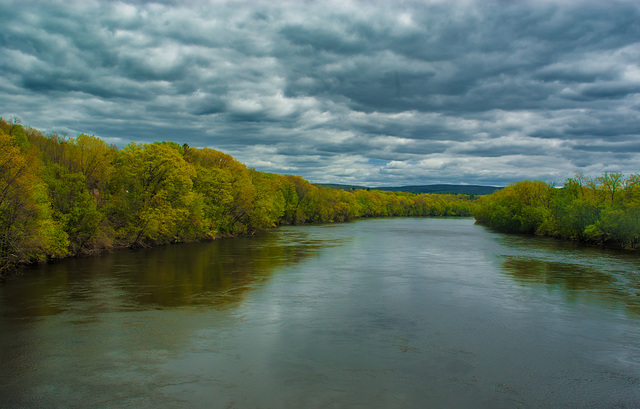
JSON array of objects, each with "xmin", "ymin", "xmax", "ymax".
[{"xmin": 474, "ymin": 173, "xmax": 639, "ymax": 249}]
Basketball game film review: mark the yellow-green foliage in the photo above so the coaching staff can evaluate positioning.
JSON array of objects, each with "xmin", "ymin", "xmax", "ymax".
[
  {"xmin": 0, "ymin": 122, "xmax": 68, "ymax": 274},
  {"xmin": 474, "ymin": 174, "xmax": 640, "ymax": 248},
  {"xmin": 0, "ymin": 118, "xmax": 475, "ymax": 274}
]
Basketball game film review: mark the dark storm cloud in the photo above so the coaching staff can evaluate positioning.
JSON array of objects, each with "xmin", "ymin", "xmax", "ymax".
[
  {"xmin": 1, "ymin": 0, "xmax": 638, "ymax": 186},
  {"xmin": 277, "ymin": 1, "xmax": 639, "ymax": 114}
]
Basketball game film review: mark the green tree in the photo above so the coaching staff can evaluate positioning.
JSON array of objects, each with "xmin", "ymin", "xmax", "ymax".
[
  {"xmin": 185, "ymin": 147, "xmax": 256, "ymax": 235},
  {"xmin": 475, "ymin": 180, "xmax": 551, "ymax": 234},
  {"xmin": 597, "ymin": 172, "xmax": 623, "ymax": 205},
  {"xmin": 66, "ymin": 133, "xmax": 116, "ymax": 193},
  {"xmin": 41, "ymin": 163, "xmax": 103, "ymax": 254},
  {"xmin": 277, "ymin": 176, "xmax": 300, "ymax": 224},
  {"xmin": 110, "ymin": 142, "xmax": 197, "ymax": 247},
  {"xmin": 0, "ymin": 131, "xmax": 67, "ymax": 274},
  {"xmin": 247, "ymin": 170, "xmax": 286, "ymax": 231}
]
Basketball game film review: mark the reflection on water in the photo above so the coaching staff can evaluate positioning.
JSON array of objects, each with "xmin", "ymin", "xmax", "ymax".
[
  {"xmin": 0, "ymin": 229, "xmax": 332, "ymax": 318},
  {"xmin": 493, "ymin": 232, "xmax": 640, "ymax": 317},
  {"xmin": 501, "ymin": 257, "xmax": 639, "ymax": 316}
]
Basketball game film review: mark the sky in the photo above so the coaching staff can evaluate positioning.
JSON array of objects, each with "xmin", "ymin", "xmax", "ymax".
[{"xmin": 1, "ymin": 0, "xmax": 638, "ymax": 187}]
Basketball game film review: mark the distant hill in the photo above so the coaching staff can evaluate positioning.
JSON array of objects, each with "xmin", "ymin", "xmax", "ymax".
[
  {"xmin": 318, "ymin": 183, "xmax": 370, "ymax": 191},
  {"xmin": 374, "ymin": 184, "xmax": 502, "ymax": 195},
  {"xmin": 317, "ymin": 183, "xmax": 502, "ymax": 195}
]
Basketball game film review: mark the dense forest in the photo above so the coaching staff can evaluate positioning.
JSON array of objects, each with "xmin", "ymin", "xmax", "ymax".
[
  {"xmin": 474, "ymin": 174, "xmax": 640, "ymax": 249},
  {"xmin": 0, "ymin": 118, "xmax": 473, "ymax": 275}
]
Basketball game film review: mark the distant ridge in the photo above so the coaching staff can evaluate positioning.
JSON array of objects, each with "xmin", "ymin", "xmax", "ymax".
[
  {"xmin": 374, "ymin": 184, "xmax": 502, "ymax": 195},
  {"xmin": 317, "ymin": 183, "xmax": 502, "ymax": 195}
]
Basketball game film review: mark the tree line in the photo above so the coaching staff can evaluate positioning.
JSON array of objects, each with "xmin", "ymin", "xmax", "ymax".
[
  {"xmin": 474, "ymin": 173, "xmax": 639, "ymax": 248},
  {"xmin": 0, "ymin": 118, "xmax": 473, "ymax": 275}
]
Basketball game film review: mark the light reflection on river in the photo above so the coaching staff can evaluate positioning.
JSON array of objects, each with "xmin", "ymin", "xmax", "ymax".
[{"xmin": 0, "ymin": 218, "xmax": 638, "ymax": 408}]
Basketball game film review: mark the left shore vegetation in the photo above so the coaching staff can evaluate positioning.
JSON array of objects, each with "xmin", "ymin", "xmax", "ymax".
[{"xmin": 0, "ymin": 118, "xmax": 474, "ymax": 275}]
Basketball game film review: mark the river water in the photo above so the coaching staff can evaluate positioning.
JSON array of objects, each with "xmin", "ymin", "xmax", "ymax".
[{"xmin": 0, "ymin": 218, "xmax": 638, "ymax": 408}]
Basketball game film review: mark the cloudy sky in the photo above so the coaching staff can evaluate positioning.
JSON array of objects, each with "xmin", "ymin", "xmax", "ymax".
[{"xmin": 1, "ymin": 0, "xmax": 638, "ymax": 186}]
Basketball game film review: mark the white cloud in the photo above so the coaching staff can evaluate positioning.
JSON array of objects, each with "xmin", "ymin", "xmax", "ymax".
[{"xmin": 1, "ymin": 0, "xmax": 638, "ymax": 186}]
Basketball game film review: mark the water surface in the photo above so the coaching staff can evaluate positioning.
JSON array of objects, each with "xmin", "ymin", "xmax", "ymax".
[{"xmin": 0, "ymin": 218, "xmax": 638, "ymax": 408}]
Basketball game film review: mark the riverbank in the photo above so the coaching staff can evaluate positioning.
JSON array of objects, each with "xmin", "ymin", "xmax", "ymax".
[{"xmin": 474, "ymin": 176, "xmax": 639, "ymax": 250}]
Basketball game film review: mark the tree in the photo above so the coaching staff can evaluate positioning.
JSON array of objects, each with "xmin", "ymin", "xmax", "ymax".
[
  {"xmin": 597, "ymin": 172, "xmax": 623, "ymax": 205},
  {"xmin": 185, "ymin": 147, "xmax": 256, "ymax": 235},
  {"xmin": 247, "ymin": 170, "xmax": 286, "ymax": 231},
  {"xmin": 0, "ymin": 131, "xmax": 67, "ymax": 274},
  {"xmin": 277, "ymin": 176, "xmax": 299, "ymax": 225},
  {"xmin": 66, "ymin": 133, "xmax": 116, "ymax": 193},
  {"xmin": 474, "ymin": 180, "xmax": 551, "ymax": 234},
  {"xmin": 191, "ymin": 163, "xmax": 235, "ymax": 237},
  {"xmin": 110, "ymin": 142, "xmax": 197, "ymax": 247},
  {"xmin": 41, "ymin": 163, "xmax": 103, "ymax": 254}
]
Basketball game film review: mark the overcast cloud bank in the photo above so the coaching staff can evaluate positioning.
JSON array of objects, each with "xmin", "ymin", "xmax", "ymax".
[{"xmin": 1, "ymin": 0, "xmax": 638, "ymax": 186}]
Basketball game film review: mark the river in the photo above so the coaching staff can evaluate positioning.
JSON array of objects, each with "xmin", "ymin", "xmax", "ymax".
[{"xmin": 0, "ymin": 218, "xmax": 638, "ymax": 408}]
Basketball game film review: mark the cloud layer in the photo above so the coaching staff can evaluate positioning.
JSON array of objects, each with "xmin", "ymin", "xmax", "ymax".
[{"xmin": 2, "ymin": 0, "xmax": 638, "ymax": 186}]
